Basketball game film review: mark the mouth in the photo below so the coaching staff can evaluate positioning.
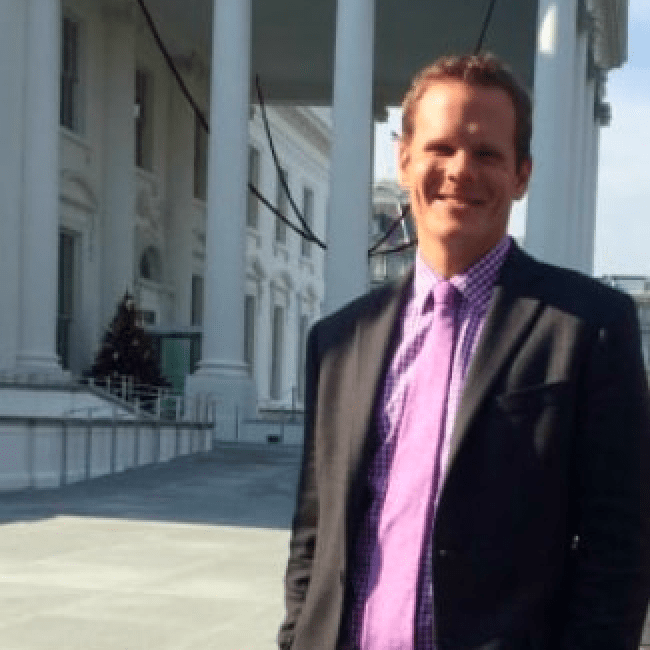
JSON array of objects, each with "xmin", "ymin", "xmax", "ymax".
[{"xmin": 433, "ymin": 194, "xmax": 485, "ymax": 207}]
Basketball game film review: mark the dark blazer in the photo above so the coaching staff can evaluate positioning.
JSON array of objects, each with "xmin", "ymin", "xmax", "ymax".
[{"xmin": 279, "ymin": 244, "xmax": 650, "ymax": 650}]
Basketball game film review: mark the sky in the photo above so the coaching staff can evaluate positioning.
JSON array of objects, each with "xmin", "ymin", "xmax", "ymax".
[
  {"xmin": 373, "ymin": 0, "xmax": 650, "ymax": 276},
  {"xmin": 593, "ymin": 0, "xmax": 650, "ymax": 275}
]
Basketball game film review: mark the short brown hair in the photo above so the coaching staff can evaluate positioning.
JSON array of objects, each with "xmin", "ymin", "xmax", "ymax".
[{"xmin": 401, "ymin": 53, "xmax": 532, "ymax": 170}]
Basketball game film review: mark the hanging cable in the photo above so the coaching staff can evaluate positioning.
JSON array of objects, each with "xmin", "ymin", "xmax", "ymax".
[
  {"xmin": 136, "ymin": 0, "xmax": 501, "ymax": 261},
  {"xmin": 474, "ymin": 0, "xmax": 499, "ymax": 54},
  {"xmin": 248, "ymin": 182, "xmax": 326, "ymax": 249},
  {"xmin": 254, "ymin": 75, "xmax": 323, "ymax": 246},
  {"xmin": 367, "ymin": 203, "xmax": 413, "ymax": 256},
  {"xmin": 134, "ymin": 0, "xmax": 322, "ymax": 248},
  {"xmin": 368, "ymin": 239, "xmax": 417, "ymax": 258},
  {"xmin": 134, "ymin": 0, "xmax": 209, "ymax": 132}
]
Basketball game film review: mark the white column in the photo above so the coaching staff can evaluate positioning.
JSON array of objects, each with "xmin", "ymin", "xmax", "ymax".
[
  {"xmin": 199, "ymin": 0, "xmax": 250, "ymax": 370},
  {"xmin": 524, "ymin": 0, "xmax": 578, "ymax": 266},
  {"xmin": 566, "ymin": 27, "xmax": 589, "ymax": 273},
  {"xmin": 166, "ymin": 84, "xmax": 195, "ymax": 325},
  {"xmin": 101, "ymin": 7, "xmax": 136, "ymax": 326},
  {"xmin": 325, "ymin": 0, "xmax": 375, "ymax": 314},
  {"xmin": 15, "ymin": 0, "xmax": 62, "ymax": 376},
  {"xmin": 186, "ymin": 0, "xmax": 256, "ymax": 431},
  {"xmin": 575, "ymin": 68, "xmax": 595, "ymax": 274},
  {"xmin": 582, "ymin": 83, "xmax": 601, "ymax": 274},
  {"xmin": 0, "ymin": 0, "xmax": 25, "ymax": 371}
]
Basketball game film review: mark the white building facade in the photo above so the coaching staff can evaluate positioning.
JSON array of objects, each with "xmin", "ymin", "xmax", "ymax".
[
  {"xmin": 0, "ymin": 0, "xmax": 328, "ymax": 415},
  {"xmin": 0, "ymin": 0, "xmax": 629, "ymax": 434}
]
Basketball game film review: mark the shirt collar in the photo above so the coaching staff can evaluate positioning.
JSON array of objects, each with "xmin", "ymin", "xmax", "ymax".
[{"xmin": 413, "ymin": 235, "xmax": 511, "ymax": 315}]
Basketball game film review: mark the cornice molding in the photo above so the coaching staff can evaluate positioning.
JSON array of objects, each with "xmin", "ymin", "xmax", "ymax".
[{"xmin": 588, "ymin": 0, "xmax": 628, "ymax": 69}]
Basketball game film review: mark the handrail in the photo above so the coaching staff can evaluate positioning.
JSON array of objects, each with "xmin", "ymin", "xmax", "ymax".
[{"xmin": 0, "ymin": 374, "xmax": 219, "ymax": 424}]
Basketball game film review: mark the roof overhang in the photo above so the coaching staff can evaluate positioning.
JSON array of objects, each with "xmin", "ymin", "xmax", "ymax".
[
  {"xmin": 134, "ymin": 0, "xmax": 540, "ymax": 109},
  {"xmin": 131, "ymin": 0, "xmax": 629, "ymax": 114}
]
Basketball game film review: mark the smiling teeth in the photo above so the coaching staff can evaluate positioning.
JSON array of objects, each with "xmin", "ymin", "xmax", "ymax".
[{"xmin": 439, "ymin": 196, "xmax": 481, "ymax": 205}]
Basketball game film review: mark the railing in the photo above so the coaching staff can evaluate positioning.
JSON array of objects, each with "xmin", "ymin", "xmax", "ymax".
[
  {"xmin": 0, "ymin": 375, "xmax": 304, "ymax": 492},
  {"xmin": 79, "ymin": 376, "xmax": 218, "ymax": 422}
]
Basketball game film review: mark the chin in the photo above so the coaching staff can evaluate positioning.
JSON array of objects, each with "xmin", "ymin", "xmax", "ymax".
[{"xmin": 428, "ymin": 218, "xmax": 478, "ymax": 242}]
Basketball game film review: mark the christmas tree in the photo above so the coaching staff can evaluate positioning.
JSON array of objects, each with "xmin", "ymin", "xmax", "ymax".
[{"xmin": 88, "ymin": 292, "xmax": 169, "ymax": 392}]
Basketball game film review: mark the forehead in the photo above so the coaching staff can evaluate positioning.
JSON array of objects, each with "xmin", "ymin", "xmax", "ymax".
[{"xmin": 412, "ymin": 80, "xmax": 516, "ymax": 142}]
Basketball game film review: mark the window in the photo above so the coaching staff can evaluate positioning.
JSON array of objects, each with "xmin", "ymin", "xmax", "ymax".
[
  {"xmin": 297, "ymin": 314, "xmax": 309, "ymax": 400},
  {"xmin": 247, "ymin": 146, "xmax": 260, "ymax": 228},
  {"xmin": 270, "ymin": 305, "xmax": 284, "ymax": 399},
  {"xmin": 60, "ymin": 13, "xmax": 82, "ymax": 132},
  {"xmin": 244, "ymin": 294, "xmax": 256, "ymax": 375},
  {"xmin": 135, "ymin": 68, "xmax": 153, "ymax": 170},
  {"xmin": 139, "ymin": 246, "xmax": 162, "ymax": 282},
  {"xmin": 140, "ymin": 310, "xmax": 156, "ymax": 326},
  {"xmin": 193, "ymin": 113, "xmax": 208, "ymax": 201},
  {"xmin": 275, "ymin": 168, "xmax": 288, "ymax": 244},
  {"xmin": 191, "ymin": 274, "xmax": 204, "ymax": 327},
  {"xmin": 57, "ymin": 231, "xmax": 76, "ymax": 370},
  {"xmin": 301, "ymin": 187, "xmax": 314, "ymax": 258}
]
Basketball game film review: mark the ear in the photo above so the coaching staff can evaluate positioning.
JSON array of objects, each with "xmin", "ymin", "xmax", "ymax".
[
  {"xmin": 513, "ymin": 157, "xmax": 532, "ymax": 200},
  {"xmin": 397, "ymin": 137, "xmax": 412, "ymax": 189}
]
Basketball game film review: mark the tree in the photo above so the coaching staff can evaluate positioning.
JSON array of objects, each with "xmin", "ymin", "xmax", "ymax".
[{"xmin": 88, "ymin": 292, "xmax": 169, "ymax": 391}]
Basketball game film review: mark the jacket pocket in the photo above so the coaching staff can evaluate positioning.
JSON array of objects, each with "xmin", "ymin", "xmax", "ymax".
[
  {"xmin": 495, "ymin": 380, "xmax": 570, "ymax": 413},
  {"xmin": 493, "ymin": 380, "xmax": 572, "ymax": 461}
]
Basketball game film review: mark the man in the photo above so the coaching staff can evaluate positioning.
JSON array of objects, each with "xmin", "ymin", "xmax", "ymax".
[{"xmin": 278, "ymin": 54, "xmax": 650, "ymax": 650}]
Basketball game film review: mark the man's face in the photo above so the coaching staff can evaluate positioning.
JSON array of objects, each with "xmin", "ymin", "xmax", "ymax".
[{"xmin": 399, "ymin": 80, "xmax": 531, "ymax": 272}]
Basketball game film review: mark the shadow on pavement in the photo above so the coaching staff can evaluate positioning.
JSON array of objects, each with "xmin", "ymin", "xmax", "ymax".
[{"xmin": 0, "ymin": 442, "xmax": 302, "ymax": 530}]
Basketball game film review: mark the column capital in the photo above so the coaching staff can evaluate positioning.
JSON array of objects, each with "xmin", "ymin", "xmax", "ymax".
[{"xmin": 588, "ymin": 0, "xmax": 627, "ymax": 69}]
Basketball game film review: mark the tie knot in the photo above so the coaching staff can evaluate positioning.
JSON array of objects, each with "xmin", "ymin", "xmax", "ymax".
[{"xmin": 433, "ymin": 281, "xmax": 458, "ymax": 308}]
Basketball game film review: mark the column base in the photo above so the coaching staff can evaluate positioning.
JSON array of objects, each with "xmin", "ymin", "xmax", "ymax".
[
  {"xmin": 185, "ymin": 359, "xmax": 257, "ymax": 442},
  {"xmin": 13, "ymin": 351, "xmax": 66, "ymax": 383}
]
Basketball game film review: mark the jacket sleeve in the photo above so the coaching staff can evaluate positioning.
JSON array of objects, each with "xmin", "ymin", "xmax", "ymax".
[
  {"xmin": 559, "ymin": 296, "xmax": 650, "ymax": 649},
  {"xmin": 277, "ymin": 324, "xmax": 321, "ymax": 650}
]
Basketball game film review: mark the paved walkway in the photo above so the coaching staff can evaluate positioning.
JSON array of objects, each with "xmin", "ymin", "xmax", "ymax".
[
  {"xmin": 2, "ymin": 442, "xmax": 649, "ymax": 649},
  {"xmin": 0, "ymin": 443, "xmax": 302, "ymax": 650}
]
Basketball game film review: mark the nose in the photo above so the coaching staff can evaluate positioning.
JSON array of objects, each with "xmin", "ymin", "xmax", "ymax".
[{"xmin": 446, "ymin": 149, "xmax": 476, "ymax": 182}]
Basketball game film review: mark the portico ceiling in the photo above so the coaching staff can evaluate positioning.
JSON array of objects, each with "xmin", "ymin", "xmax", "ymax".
[{"xmin": 137, "ymin": 0, "xmax": 539, "ymax": 108}]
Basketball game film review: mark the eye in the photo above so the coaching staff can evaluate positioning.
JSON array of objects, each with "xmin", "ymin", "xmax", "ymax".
[
  {"xmin": 475, "ymin": 147, "xmax": 502, "ymax": 162},
  {"xmin": 426, "ymin": 142, "xmax": 454, "ymax": 156}
]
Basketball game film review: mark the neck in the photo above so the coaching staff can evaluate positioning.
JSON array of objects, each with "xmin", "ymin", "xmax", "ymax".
[{"xmin": 419, "ymin": 236, "xmax": 506, "ymax": 278}]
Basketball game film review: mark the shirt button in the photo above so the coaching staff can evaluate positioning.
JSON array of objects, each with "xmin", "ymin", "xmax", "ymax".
[{"xmin": 438, "ymin": 548, "xmax": 448, "ymax": 557}]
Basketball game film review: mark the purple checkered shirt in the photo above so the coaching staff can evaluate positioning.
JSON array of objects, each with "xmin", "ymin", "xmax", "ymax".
[{"xmin": 341, "ymin": 235, "xmax": 511, "ymax": 650}]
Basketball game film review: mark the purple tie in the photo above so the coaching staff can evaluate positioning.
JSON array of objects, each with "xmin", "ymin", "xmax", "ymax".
[{"xmin": 361, "ymin": 281, "xmax": 458, "ymax": 649}]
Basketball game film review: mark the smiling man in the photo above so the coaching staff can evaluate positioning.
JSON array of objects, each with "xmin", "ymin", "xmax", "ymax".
[
  {"xmin": 398, "ymin": 75, "xmax": 530, "ymax": 277},
  {"xmin": 278, "ymin": 54, "xmax": 650, "ymax": 650}
]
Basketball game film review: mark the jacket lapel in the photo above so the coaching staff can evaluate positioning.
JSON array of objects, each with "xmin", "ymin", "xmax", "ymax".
[
  {"xmin": 347, "ymin": 272, "xmax": 413, "ymax": 478},
  {"xmin": 441, "ymin": 246, "xmax": 544, "ymax": 485}
]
